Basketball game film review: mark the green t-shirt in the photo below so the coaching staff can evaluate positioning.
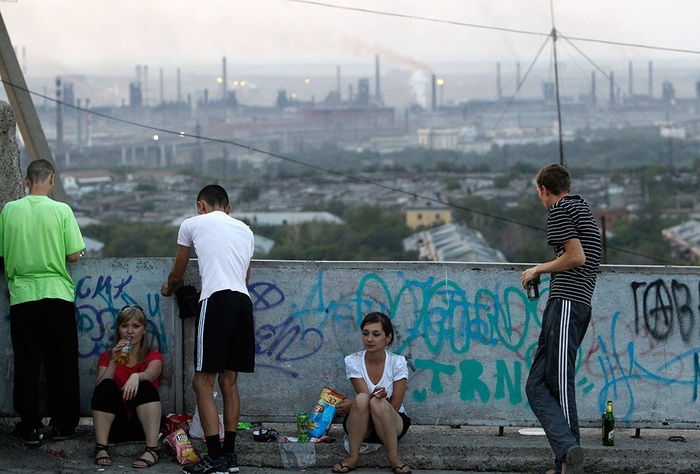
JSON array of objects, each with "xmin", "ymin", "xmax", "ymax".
[{"xmin": 0, "ymin": 195, "xmax": 85, "ymax": 305}]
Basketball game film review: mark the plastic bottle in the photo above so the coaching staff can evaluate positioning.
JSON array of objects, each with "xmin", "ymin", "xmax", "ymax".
[
  {"xmin": 117, "ymin": 336, "xmax": 132, "ymax": 365},
  {"xmin": 602, "ymin": 400, "xmax": 615, "ymax": 446}
]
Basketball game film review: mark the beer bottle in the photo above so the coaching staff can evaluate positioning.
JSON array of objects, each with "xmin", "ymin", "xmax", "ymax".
[
  {"xmin": 527, "ymin": 280, "xmax": 539, "ymax": 300},
  {"xmin": 602, "ymin": 400, "xmax": 615, "ymax": 446},
  {"xmin": 117, "ymin": 336, "xmax": 132, "ymax": 365}
]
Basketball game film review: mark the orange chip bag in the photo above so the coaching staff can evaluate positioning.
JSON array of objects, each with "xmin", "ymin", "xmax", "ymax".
[{"xmin": 166, "ymin": 428, "xmax": 200, "ymax": 466}]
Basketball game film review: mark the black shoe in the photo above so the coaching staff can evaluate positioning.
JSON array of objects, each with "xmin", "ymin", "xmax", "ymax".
[
  {"xmin": 183, "ymin": 455, "xmax": 227, "ymax": 474},
  {"xmin": 49, "ymin": 426, "xmax": 78, "ymax": 441},
  {"xmin": 11, "ymin": 427, "xmax": 41, "ymax": 446},
  {"xmin": 225, "ymin": 452, "xmax": 239, "ymax": 473},
  {"xmin": 565, "ymin": 445, "xmax": 584, "ymax": 474}
]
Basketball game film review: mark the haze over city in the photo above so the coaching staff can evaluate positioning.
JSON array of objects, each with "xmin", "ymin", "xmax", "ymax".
[{"xmin": 2, "ymin": 0, "xmax": 699, "ymax": 75}]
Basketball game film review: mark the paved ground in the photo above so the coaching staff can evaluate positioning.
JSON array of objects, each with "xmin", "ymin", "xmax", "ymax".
[{"xmin": 1, "ymin": 419, "xmax": 699, "ymax": 473}]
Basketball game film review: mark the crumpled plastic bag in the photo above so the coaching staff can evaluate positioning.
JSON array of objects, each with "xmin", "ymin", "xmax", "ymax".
[
  {"xmin": 189, "ymin": 392, "xmax": 224, "ymax": 441},
  {"xmin": 279, "ymin": 440, "xmax": 316, "ymax": 469},
  {"xmin": 343, "ymin": 434, "xmax": 382, "ymax": 454}
]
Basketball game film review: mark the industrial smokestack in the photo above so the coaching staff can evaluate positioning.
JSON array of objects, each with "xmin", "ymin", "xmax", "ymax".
[
  {"xmin": 222, "ymin": 56, "xmax": 227, "ymax": 100},
  {"xmin": 648, "ymin": 61, "xmax": 653, "ymax": 97},
  {"xmin": 628, "ymin": 62, "xmax": 633, "ymax": 97},
  {"xmin": 375, "ymin": 54, "xmax": 382, "ymax": 104},
  {"xmin": 337, "ymin": 65, "xmax": 341, "ymax": 100},
  {"xmin": 609, "ymin": 71, "xmax": 615, "ymax": 105},
  {"xmin": 516, "ymin": 62, "xmax": 521, "ymax": 90},
  {"xmin": 159, "ymin": 68, "xmax": 164, "ymax": 105},
  {"xmin": 56, "ymin": 76, "xmax": 63, "ymax": 154},
  {"xmin": 591, "ymin": 71, "xmax": 596, "ymax": 107},
  {"xmin": 431, "ymin": 74, "xmax": 437, "ymax": 112},
  {"xmin": 496, "ymin": 62, "xmax": 502, "ymax": 100},
  {"xmin": 144, "ymin": 65, "xmax": 149, "ymax": 107},
  {"xmin": 177, "ymin": 68, "xmax": 182, "ymax": 103}
]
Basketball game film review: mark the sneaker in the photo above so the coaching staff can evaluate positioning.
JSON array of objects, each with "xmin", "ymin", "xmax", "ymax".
[
  {"xmin": 49, "ymin": 426, "xmax": 78, "ymax": 441},
  {"xmin": 565, "ymin": 445, "xmax": 584, "ymax": 474},
  {"xmin": 183, "ymin": 455, "xmax": 227, "ymax": 474},
  {"xmin": 225, "ymin": 452, "xmax": 239, "ymax": 473},
  {"xmin": 11, "ymin": 427, "xmax": 41, "ymax": 446}
]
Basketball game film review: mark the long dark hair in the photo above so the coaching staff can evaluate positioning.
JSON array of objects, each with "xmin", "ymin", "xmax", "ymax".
[{"xmin": 360, "ymin": 311, "xmax": 395, "ymax": 345}]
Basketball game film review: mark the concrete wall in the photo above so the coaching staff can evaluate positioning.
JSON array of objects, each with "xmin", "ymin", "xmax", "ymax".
[{"xmin": 2, "ymin": 259, "xmax": 700, "ymax": 429}]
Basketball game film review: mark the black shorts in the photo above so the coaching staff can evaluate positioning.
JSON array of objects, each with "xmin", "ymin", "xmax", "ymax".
[
  {"xmin": 343, "ymin": 411, "xmax": 412, "ymax": 444},
  {"xmin": 195, "ymin": 290, "xmax": 255, "ymax": 374}
]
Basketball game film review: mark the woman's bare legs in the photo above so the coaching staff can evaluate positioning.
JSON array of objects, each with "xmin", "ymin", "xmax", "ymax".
[
  {"xmin": 92, "ymin": 409, "xmax": 114, "ymax": 466},
  {"xmin": 133, "ymin": 401, "xmax": 162, "ymax": 467},
  {"xmin": 332, "ymin": 393, "xmax": 372, "ymax": 472},
  {"xmin": 369, "ymin": 397, "xmax": 410, "ymax": 472}
]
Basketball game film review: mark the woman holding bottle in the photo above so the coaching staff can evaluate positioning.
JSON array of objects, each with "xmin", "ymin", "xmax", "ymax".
[
  {"xmin": 91, "ymin": 305, "xmax": 163, "ymax": 468},
  {"xmin": 332, "ymin": 311, "xmax": 412, "ymax": 474}
]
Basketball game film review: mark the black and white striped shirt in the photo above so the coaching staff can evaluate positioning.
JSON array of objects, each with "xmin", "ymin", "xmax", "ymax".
[{"xmin": 547, "ymin": 195, "xmax": 602, "ymax": 306}]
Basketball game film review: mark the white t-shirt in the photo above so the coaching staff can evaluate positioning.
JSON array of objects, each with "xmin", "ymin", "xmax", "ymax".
[
  {"xmin": 344, "ymin": 349, "xmax": 409, "ymax": 413},
  {"xmin": 177, "ymin": 210, "xmax": 254, "ymax": 300}
]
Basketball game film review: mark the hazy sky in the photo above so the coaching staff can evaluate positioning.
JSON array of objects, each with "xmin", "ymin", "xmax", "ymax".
[{"xmin": 1, "ymin": 0, "xmax": 698, "ymax": 77}]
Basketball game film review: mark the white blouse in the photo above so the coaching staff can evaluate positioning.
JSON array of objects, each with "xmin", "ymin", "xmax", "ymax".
[{"xmin": 344, "ymin": 350, "xmax": 409, "ymax": 413}]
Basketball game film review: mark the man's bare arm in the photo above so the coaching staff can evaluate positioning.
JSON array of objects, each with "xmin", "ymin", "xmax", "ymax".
[{"xmin": 161, "ymin": 245, "xmax": 191, "ymax": 296}]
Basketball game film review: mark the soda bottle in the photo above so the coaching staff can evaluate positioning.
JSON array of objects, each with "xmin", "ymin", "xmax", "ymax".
[
  {"xmin": 602, "ymin": 400, "xmax": 615, "ymax": 446},
  {"xmin": 117, "ymin": 336, "xmax": 132, "ymax": 365}
]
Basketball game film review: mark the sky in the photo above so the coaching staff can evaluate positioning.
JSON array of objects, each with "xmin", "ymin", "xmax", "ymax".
[{"xmin": 1, "ymin": 0, "xmax": 699, "ymax": 78}]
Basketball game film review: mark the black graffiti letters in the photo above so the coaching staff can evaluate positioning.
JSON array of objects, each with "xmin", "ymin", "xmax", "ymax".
[{"xmin": 632, "ymin": 279, "xmax": 697, "ymax": 343}]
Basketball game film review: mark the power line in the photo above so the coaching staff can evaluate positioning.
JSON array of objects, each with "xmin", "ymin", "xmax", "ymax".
[{"xmin": 282, "ymin": 0, "xmax": 700, "ymax": 56}]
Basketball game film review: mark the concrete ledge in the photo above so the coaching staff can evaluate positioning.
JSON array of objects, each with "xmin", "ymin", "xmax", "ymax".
[
  {"xmin": 1, "ymin": 419, "xmax": 700, "ymax": 473},
  {"xmin": 232, "ymin": 423, "xmax": 700, "ymax": 474}
]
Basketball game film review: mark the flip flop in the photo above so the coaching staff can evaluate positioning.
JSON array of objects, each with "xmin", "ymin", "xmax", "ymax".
[
  {"xmin": 391, "ymin": 464, "xmax": 412, "ymax": 474},
  {"xmin": 331, "ymin": 462, "xmax": 356, "ymax": 473}
]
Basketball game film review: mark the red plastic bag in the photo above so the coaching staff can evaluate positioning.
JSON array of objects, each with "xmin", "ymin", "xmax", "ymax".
[{"xmin": 163, "ymin": 413, "xmax": 192, "ymax": 437}]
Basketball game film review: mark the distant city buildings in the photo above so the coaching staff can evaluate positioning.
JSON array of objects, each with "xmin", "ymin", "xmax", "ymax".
[{"xmin": 662, "ymin": 220, "xmax": 700, "ymax": 262}]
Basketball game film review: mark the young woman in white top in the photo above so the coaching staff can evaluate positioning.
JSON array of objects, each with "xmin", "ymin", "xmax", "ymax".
[{"xmin": 332, "ymin": 312, "xmax": 412, "ymax": 474}]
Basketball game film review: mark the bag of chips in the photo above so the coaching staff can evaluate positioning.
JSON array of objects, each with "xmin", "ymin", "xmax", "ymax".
[
  {"xmin": 165, "ymin": 428, "xmax": 200, "ymax": 466},
  {"xmin": 308, "ymin": 387, "xmax": 345, "ymax": 438}
]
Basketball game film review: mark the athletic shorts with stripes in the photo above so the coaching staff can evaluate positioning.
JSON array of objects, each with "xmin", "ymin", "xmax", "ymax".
[{"xmin": 195, "ymin": 290, "xmax": 255, "ymax": 374}]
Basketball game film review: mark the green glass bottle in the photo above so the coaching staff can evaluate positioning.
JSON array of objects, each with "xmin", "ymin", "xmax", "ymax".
[{"xmin": 602, "ymin": 400, "xmax": 615, "ymax": 446}]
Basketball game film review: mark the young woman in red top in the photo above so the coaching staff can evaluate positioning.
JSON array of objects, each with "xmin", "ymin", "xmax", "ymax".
[{"xmin": 91, "ymin": 305, "xmax": 164, "ymax": 468}]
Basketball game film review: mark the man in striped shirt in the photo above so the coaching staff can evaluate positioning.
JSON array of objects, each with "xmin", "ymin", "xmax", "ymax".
[{"xmin": 521, "ymin": 163, "xmax": 602, "ymax": 474}]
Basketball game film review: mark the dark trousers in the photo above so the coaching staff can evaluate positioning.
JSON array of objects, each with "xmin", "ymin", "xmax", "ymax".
[
  {"xmin": 91, "ymin": 378, "xmax": 160, "ymax": 443},
  {"xmin": 10, "ymin": 298, "xmax": 81, "ymax": 430},
  {"xmin": 525, "ymin": 298, "xmax": 591, "ymax": 472}
]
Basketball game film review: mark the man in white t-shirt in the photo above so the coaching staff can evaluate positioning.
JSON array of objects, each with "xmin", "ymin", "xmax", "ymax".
[{"xmin": 162, "ymin": 185, "xmax": 255, "ymax": 474}]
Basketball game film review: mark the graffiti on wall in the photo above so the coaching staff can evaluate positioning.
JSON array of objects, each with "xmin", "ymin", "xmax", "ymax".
[
  {"xmin": 246, "ymin": 271, "xmax": 700, "ymax": 421},
  {"xmin": 74, "ymin": 273, "xmax": 167, "ymax": 358},
  {"xmin": 64, "ymin": 266, "xmax": 700, "ymax": 423}
]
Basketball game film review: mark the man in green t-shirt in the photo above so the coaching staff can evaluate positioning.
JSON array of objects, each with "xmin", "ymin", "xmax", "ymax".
[{"xmin": 0, "ymin": 159, "xmax": 85, "ymax": 445}]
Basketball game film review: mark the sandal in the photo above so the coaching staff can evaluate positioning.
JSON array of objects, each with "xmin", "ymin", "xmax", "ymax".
[
  {"xmin": 331, "ymin": 463, "xmax": 356, "ymax": 473},
  {"xmin": 94, "ymin": 443, "xmax": 112, "ymax": 466},
  {"xmin": 253, "ymin": 428, "xmax": 278, "ymax": 442},
  {"xmin": 391, "ymin": 464, "xmax": 412, "ymax": 474},
  {"xmin": 133, "ymin": 445, "xmax": 160, "ymax": 468}
]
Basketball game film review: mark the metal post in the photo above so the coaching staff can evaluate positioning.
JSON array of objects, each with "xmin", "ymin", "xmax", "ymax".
[{"xmin": 0, "ymin": 10, "xmax": 68, "ymax": 202}]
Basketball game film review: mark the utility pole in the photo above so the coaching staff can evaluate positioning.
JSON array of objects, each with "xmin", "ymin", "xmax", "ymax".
[{"xmin": 0, "ymin": 10, "xmax": 68, "ymax": 202}]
